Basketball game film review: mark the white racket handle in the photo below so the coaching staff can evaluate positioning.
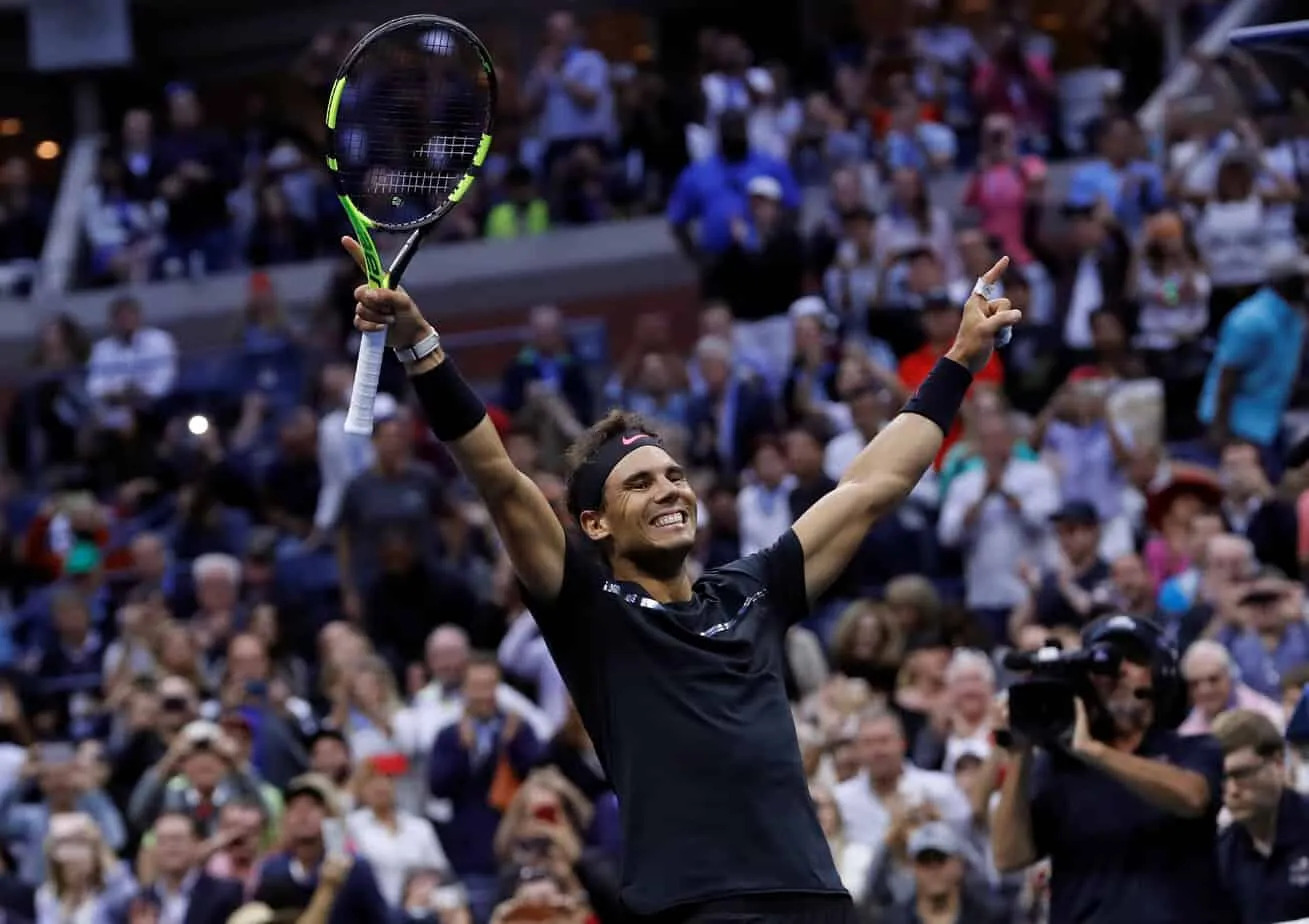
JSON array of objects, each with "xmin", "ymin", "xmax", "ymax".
[{"xmin": 343, "ymin": 329, "xmax": 387, "ymax": 435}]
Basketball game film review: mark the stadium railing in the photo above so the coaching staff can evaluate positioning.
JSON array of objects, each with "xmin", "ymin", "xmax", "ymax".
[
  {"xmin": 35, "ymin": 134, "xmax": 102, "ymax": 298},
  {"xmin": 1137, "ymin": 0, "xmax": 1280, "ymax": 134}
]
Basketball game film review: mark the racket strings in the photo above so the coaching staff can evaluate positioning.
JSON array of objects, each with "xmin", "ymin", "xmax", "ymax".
[
  {"xmin": 332, "ymin": 22, "xmax": 491, "ymax": 228},
  {"xmin": 368, "ymin": 170, "xmax": 468, "ymax": 194}
]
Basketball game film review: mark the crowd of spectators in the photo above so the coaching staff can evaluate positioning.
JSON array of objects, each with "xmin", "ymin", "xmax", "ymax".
[
  {"xmin": 10, "ymin": 1, "xmax": 1309, "ymax": 923},
  {"xmin": 45, "ymin": 0, "xmax": 1214, "ymax": 291},
  {"xmin": 74, "ymin": 10, "xmax": 676, "ymax": 290}
]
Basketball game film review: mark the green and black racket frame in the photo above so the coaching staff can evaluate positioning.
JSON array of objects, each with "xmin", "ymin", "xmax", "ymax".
[{"xmin": 323, "ymin": 14, "xmax": 498, "ymax": 434}]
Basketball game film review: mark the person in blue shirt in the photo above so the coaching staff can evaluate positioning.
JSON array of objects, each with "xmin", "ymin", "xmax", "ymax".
[
  {"xmin": 666, "ymin": 111, "xmax": 800, "ymax": 263},
  {"xmin": 1066, "ymin": 115, "xmax": 1164, "ymax": 233},
  {"xmin": 1199, "ymin": 242, "xmax": 1309, "ymax": 454},
  {"xmin": 1214, "ymin": 708, "xmax": 1309, "ymax": 924},
  {"xmin": 882, "ymin": 92, "xmax": 958, "ymax": 175}
]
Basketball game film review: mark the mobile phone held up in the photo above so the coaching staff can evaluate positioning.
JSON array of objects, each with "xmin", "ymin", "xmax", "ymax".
[{"xmin": 322, "ymin": 818, "xmax": 347, "ymax": 859}]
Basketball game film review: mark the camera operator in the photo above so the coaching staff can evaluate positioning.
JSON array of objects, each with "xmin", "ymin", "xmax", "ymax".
[{"xmin": 989, "ymin": 615, "xmax": 1232, "ymax": 923}]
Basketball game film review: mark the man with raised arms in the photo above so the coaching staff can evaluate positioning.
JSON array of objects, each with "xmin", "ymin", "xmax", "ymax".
[{"xmin": 343, "ymin": 236, "xmax": 1020, "ymax": 924}]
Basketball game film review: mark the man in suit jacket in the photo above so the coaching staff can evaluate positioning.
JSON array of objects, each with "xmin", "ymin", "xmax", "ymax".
[
  {"xmin": 685, "ymin": 335, "xmax": 779, "ymax": 474},
  {"xmin": 1220, "ymin": 440, "xmax": 1299, "ymax": 577},
  {"xmin": 428, "ymin": 655, "xmax": 540, "ymax": 922},
  {"xmin": 131, "ymin": 810, "xmax": 245, "ymax": 924}
]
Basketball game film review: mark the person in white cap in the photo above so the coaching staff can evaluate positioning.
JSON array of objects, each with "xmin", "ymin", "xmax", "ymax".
[
  {"xmin": 668, "ymin": 109, "xmax": 800, "ymax": 264},
  {"xmin": 1198, "ymin": 238, "xmax": 1309, "ymax": 459}
]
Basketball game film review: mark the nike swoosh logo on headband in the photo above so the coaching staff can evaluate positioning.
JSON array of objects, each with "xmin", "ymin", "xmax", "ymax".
[{"xmin": 621, "ymin": 434, "xmax": 648, "ymax": 446}]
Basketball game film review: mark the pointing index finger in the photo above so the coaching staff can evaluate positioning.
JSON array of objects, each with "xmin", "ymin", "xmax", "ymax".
[{"xmin": 981, "ymin": 255, "xmax": 1010, "ymax": 288}]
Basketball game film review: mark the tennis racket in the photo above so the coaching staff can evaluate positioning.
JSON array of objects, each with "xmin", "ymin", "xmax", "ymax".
[{"xmin": 324, "ymin": 14, "xmax": 498, "ymax": 435}]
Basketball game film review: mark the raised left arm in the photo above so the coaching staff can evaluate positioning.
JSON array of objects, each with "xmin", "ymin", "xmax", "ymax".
[
  {"xmin": 792, "ymin": 411, "xmax": 949, "ymax": 600},
  {"xmin": 792, "ymin": 257, "xmax": 1020, "ymax": 601}
]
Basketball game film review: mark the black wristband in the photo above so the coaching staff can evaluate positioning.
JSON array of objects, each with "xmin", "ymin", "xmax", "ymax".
[
  {"xmin": 900, "ymin": 356, "xmax": 973, "ymax": 434},
  {"xmin": 409, "ymin": 356, "xmax": 488, "ymax": 443}
]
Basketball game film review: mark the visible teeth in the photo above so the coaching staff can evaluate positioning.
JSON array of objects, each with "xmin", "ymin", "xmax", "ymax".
[{"xmin": 654, "ymin": 513, "xmax": 683, "ymax": 527}]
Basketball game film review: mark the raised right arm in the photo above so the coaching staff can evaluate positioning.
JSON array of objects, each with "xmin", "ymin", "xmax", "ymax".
[
  {"xmin": 408, "ymin": 348, "xmax": 566, "ymax": 601},
  {"xmin": 343, "ymin": 238, "xmax": 567, "ymax": 601}
]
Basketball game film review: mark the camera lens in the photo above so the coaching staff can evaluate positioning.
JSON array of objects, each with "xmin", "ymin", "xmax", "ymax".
[{"xmin": 1008, "ymin": 677, "xmax": 1077, "ymax": 744}]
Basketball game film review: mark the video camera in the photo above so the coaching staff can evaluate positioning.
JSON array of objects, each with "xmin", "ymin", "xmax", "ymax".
[
  {"xmin": 999, "ymin": 614, "xmax": 1187, "ymax": 748},
  {"xmin": 1000, "ymin": 641, "xmax": 1121, "ymax": 746}
]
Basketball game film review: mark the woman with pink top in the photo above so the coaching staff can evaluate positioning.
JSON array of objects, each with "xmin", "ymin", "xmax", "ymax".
[
  {"xmin": 1142, "ymin": 467, "xmax": 1224, "ymax": 587},
  {"xmin": 961, "ymin": 114, "xmax": 1044, "ymax": 266}
]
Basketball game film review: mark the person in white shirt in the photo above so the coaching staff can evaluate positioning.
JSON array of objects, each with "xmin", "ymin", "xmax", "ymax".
[
  {"xmin": 1130, "ymin": 211, "xmax": 1211, "ymax": 353},
  {"xmin": 86, "ymin": 296, "xmax": 177, "ymax": 432},
  {"xmin": 915, "ymin": 650, "xmax": 996, "ymax": 772},
  {"xmin": 1193, "ymin": 154, "xmax": 1272, "ymax": 331},
  {"xmin": 699, "ymin": 34, "xmax": 755, "ymax": 132},
  {"xmin": 313, "ymin": 361, "xmax": 398, "ymax": 542},
  {"xmin": 938, "ymin": 410, "xmax": 1060, "ymax": 645},
  {"xmin": 833, "ymin": 709, "xmax": 973, "ymax": 851},
  {"xmin": 346, "ymin": 756, "xmax": 449, "ymax": 906},
  {"xmin": 497, "ymin": 606, "xmax": 568, "ymax": 734},
  {"xmin": 522, "ymin": 11, "xmax": 616, "ymax": 178},
  {"xmin": 824, "ymin": 383, "xmax": 880, "ymax": 481},
  {"xmin": 810, "ymin": 782, "xmax": 875, "ymax": 902},
  {"xmin": 736, "ymin": 438, "xmax": 797, "ymax": 556},
  {"xmin": 396, "ymin": 625, "xmax": 552, "ymax": 760}
]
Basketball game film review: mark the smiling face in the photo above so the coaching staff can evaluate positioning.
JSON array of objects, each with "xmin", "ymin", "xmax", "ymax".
[{"xmin": 580, "ymin": 444, "xmax": 698, "ymax": 578}]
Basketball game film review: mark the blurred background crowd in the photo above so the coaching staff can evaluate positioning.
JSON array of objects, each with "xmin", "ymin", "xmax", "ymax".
[{"xmin": 6, "ymin": 0, "xmax": 1309, "ymax": 921}]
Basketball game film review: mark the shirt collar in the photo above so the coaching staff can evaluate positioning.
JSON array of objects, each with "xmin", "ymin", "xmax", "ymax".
[
  {"xmin": 288, "ymin": 856, "xmax": 321, "ymax": 884},
  {"xmin": 159, "ymin": 869, "xmax": 200, "ymax": 901}
]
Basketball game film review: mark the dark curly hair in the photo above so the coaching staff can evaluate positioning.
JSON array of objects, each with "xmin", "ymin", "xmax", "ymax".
[{"xmin": 562, "ymin": 408, "xmax": 663, "ymax": 521}]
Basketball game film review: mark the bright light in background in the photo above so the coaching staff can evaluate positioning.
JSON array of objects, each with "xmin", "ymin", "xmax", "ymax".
[
  {"xmin": 187, "ymin": 415, "xmax": 210, "ymax": 437},
  {"xmin": 0, "ymin": 119, "xmax": 21, "ymax": 137},
  {"xmin": 34, "ymin": 140, "xmax": 60, "ymax": 160}
]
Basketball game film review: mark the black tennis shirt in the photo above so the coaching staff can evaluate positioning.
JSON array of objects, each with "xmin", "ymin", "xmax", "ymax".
[{"xmin": 519, "ymin": 529, "xmax": 846, "ymax": 914}]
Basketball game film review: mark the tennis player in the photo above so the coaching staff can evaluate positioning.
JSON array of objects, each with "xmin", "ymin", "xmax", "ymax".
[{"xmin": 345, "ymin": 237, "xmax": 1020, "ymax": 923}]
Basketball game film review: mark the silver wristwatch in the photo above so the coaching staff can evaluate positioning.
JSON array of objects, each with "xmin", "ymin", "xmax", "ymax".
[{"xmin": 392, "ymin": 329, "xmax": 441, "ymax": 365}]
